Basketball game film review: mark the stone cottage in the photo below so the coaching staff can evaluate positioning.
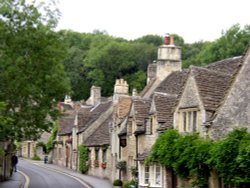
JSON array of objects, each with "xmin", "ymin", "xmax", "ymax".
[{"xmin": 115, "ymin": 37, "xmax": 250, "ymax": 188}]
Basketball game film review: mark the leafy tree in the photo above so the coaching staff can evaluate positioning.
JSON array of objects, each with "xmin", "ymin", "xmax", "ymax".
[
  {"xmin": 133, "ymin": 34, "xmax": 163, "ymax": 46},
  {"xmin": 0, "ymin": 0, "xmax": 71, "ymax": 141}
]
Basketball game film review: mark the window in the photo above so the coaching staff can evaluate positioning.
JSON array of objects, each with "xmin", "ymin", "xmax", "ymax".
[
  {"xmin": 95, "ymin": 148, "xmax": 99, "ymax": 161},
  {"xmin": 155, "ymin": 165, "xmax": 161, "ymax": 185},
  {"xmin": 182, "ymin": 110, "xmax": 198, "ymax": 132},
  {"xmin": 144, "ymin": 166, "xmax": 150, "ymax": 184},
  {"xmin": 102, "ymin": 149, "xmax": 107, "ymax": 162},
  {"xmin": 183, "ymin": 112, "xmax": 186, "ymax": 131},
  {"xmin": 139, "ymin": 163, "xmax": 162, "ymax": 187}
]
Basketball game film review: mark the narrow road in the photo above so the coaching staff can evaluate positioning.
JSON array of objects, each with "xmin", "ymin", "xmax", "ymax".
[{"xmin": 18, "ymin": 160, "xmax": 87, "ymax": 188}]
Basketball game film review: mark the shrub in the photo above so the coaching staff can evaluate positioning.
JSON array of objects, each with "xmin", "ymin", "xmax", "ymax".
[
  {"xmin": 78, "ymin": 145, "xmax": 89, "ymax": 173},
  {"xmin": 113, "ymin": 179, "xmax": 123, "ymax": 186},
  {"xmin": 31, "ymin": 155, "xmax": 41, "ymax": 160}
]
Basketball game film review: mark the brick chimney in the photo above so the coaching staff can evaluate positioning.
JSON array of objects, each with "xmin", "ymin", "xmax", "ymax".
[
  {"xmin": 113, "ymin": 79, "xmax": 129, "ymax": 102},
  {"xmin": 156, "ymin": 34, "xmax": 181, "ymax": 80},
  {"xmin": 86, "ymin": 85, "xmax": 101, "ymax": 106}
]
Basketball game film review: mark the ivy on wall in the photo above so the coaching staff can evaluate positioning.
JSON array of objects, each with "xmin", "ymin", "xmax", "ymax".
[
  {"xmin": 78, "ymin": 144, "xmax": 89, "ymax": 174},
  {"xmin": 46, "ymin": 121, "xmax": 58, "ymax": 153},
  {"xmin": 147, "ymin": 128, "xmax": 250, "ymax": 187}
]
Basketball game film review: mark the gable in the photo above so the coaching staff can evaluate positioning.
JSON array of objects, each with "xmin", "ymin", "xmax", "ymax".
[
  {"xmin": 177, "ymin": 75, "xmax": 201, "ymax": 110},
  {"xmin": 211, "ymin": 47, "xmax": 250, "ymax": 139}
]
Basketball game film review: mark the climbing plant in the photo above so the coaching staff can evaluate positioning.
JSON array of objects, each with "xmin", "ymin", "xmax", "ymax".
[
  {"xmin": 148, "ymin": 128, "xmax": 250, "ymax": 187},
  {"xmin": 209, "ymin": 128, "xmax": 250, "ymax": 186},
  {"xmin": 46, "ymin": 121, "xmax": 58, "ymax": 153},
  {"xmin": 78, "ymin": 144, "xmax": 89, "ymax": 174}
]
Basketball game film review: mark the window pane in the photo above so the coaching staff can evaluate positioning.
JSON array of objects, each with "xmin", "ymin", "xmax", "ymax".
[
  {"xmin": 183, "ymin": 112, "xmax": 186, "ymax": 131},
  {"xmin": 145, "ymin": 166, "xmax": 149, "ymax": 184},
  {"xmin": 155, "ymin": 166, "xmax": 161, "ymax": 185},
  {"xmin": 193, "ymin": 111, "xmax": 197, "ymax": 131},
  {"xmin": 188, "ymin": 111, "xmax": 192, "ymax": 131}
]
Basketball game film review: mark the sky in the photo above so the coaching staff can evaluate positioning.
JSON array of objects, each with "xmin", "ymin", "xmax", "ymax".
[{"xmin": 56, "ymin": 0, "xmax": 250, "ymax": 43}]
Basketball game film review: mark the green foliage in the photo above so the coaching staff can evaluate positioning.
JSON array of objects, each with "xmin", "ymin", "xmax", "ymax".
[
  {"xmin": 46, "ymin": 121, "xmax": 58, "ymax": 153},
  {"xmin": 146, "ymin": 129, "xmax": 180, "ymax": 168},
  {"xmin": 78, "ymin": 144, "xmax": 89, "ymax": 174},
  {"xmin": 148, "ymin": 129, "xmax": 212, "ymax": 187},
  {"xmin": 31, "ymin": 155, "xmax": 41, "ymax": 160},
  {"xmin": 0, "ymin": 102, "xmax": 13, "ymax": 141},
  {"xmin": 0, "ymin": 0, "xmax": 71, "ymax": 141},
  {"xmin": 182, "ymin": 24, "xmax": 250, "ymax": 68},
  {"xmin": 149, "ymin": 129, "xmax": 250, "ymax": 187},
  {"xmin": 113, "ymin": 179, "xmax": 123, "ymax": 186},
  {"xmin": 210, "ymin": 128, "xmax": 250, "ymax": 185}
]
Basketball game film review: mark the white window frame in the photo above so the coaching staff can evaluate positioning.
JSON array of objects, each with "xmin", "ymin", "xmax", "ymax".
[
  {"xmin": 180, "ymin": 109, "xmax": 198, "ymax": 132},
  {"xmin": 139, "ymin": 163, "xmax": 162, "ymax": 187}
]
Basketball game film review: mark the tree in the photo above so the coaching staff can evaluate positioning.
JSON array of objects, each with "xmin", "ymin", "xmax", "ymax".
[{"xmin": 0, "ymin": 0, "xmax": 71, "ymax": 141}]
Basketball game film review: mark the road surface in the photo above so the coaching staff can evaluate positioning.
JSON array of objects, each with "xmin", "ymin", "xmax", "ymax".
[{"xmin": 1, "ymin": 159, "xmax": 88, "ymax": 188}]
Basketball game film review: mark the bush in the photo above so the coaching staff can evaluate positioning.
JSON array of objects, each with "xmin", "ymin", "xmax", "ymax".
[
  {"xmin": 113, "ymin": 179, "xmax": 123, "ymax": 186},
  {"xmin": 31, "ymin": 155, "xmax": 41, "ymax": 160},
  {"xmin": 122, "ymin": 181, "xmax": 130, "ymax": 188}
]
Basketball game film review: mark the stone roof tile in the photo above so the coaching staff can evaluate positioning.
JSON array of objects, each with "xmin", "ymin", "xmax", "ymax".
[{"xmin": 84, "ymin": 114, "xmax": 112, "ymax": 147}]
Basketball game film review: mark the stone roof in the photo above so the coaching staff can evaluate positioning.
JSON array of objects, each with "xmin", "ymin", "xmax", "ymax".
[
  {"xmin": 153, "ymin": 93, "xmax": 177, "ymax": 131},
  {"xmin": 78, "ymin": 101, "xmax": 112, "ymax": 133},
  {"xmin": 84, "ymin": 114, "xmax": 112, "ymax": 147},
  {"xmin": 113, "ymin": 96, "xmax": 132, "ymax": 125},
  {"xmin": 57, "ymin": 110, "xmax": 75, "ymax": 136},
  {"xmin": 154, "ymin": 70, "xmax": 189, "ymax": 96},
  {"xmin": 140, "ymin": 78, "xmax": 157, "ymax": 97},
  {"xmin": 205, "ymin": 56, "xmax": 242, "ymax": 76},
  {"xmin": 191, "ymin": 66, "xmax": 232, "ymax": 112},
  {"xmin": 133, "ymin": 98, "xmax": 151, "ymax": 135}
]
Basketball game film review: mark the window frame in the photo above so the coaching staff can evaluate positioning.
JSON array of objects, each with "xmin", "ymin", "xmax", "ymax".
[{"xmin": 180, "ymin": 108, "xmax": 199, "ymax": 132}]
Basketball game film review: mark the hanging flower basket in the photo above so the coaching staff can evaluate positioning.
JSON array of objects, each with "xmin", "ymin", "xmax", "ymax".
[
  {"xmin": 116, "ymin": 160, "xmax": 126, "ymax": 170},
  {"xmin": 100, "ymin": 162, "xmax": 106, "ymax": 169}
]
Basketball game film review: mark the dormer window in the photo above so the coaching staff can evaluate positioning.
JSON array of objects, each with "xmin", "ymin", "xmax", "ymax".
[{"xmin": 181, "ymin": 109, "xmax": 198, "ymax": 132}]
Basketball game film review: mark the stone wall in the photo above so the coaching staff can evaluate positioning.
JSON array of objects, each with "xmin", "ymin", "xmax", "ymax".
[{"xmin": 211, "ymin": 51, "xmax": 250, "ymax": 139}]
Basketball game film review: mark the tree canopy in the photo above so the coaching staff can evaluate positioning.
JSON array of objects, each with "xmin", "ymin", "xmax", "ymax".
[{"xmin": 0, "ymin": 0, "xmax": 70, "ymax": 141}]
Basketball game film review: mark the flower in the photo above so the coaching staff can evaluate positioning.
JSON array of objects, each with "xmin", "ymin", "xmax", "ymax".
[{"xmin": 100, "ymin": 162, "xmax": 106, "ymax": 169}]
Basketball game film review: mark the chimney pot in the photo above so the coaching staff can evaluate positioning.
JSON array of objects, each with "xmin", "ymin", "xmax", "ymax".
[{"xmin": 164, "ymin": 34, "xmax": 170, "ymax": 45}]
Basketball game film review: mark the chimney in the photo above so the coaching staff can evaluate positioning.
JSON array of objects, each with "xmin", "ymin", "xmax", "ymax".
[
  {"xmin": 164, "ymin": 33, "xmax": 170, "ymax": 45},
  {"xmin": 64, "ymin": 95, "xmax": 72, "ymax": 104},
  {"xmin": 86, "ymin": 85, "xmax": 101, "ymax": 106},
  {"xmin": 147, "ymin": 62, "xmax": 157, "ymax": 84},
  {"xmin": 132, "ymin": 88, "xmax": 138, "ymax": 97},
  {"xmin": 113, "ymin": 79, "xmax": 129, "ymax": 102},
  {"xmin": 156, "ymin": 34, "xmax": 182, "ymax": 81}
]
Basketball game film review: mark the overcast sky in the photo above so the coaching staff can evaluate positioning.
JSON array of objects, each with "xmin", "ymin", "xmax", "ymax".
[{"xmin": 56, "ymin": 0, "xmax": 250, "ymax": 43}]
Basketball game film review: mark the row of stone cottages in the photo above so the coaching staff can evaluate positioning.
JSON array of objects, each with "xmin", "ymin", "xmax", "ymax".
[{"xmin": 22, "ymin": 37, "xmax": 250, "ymax": 187}]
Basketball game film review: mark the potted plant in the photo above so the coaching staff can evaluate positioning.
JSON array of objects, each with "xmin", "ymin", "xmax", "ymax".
[{"xmin": 113, "ymin": 179, "xmax": 123, "ymax": 187}]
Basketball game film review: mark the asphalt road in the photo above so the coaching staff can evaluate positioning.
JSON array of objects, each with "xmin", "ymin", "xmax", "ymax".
[{"xmin": 18, "ymin": 160, "xmax": 87, "ymax": 188}]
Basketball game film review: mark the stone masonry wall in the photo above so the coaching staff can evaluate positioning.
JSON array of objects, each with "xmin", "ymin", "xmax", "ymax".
[{"xmin": 211, "ymin": 51, "xmax": 250, "ymax": 139}]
